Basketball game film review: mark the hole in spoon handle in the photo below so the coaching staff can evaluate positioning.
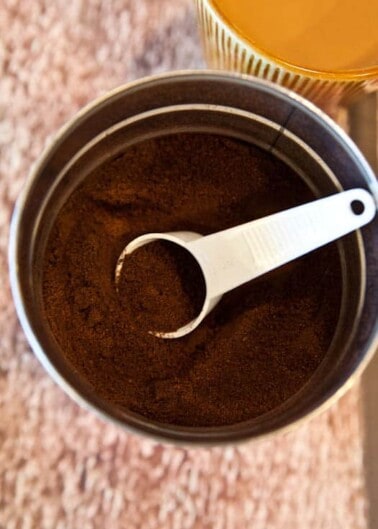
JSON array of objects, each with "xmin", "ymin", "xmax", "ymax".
[{"xmin": 351, "ymin": 199, "xmax": 365, "ymax": 215}]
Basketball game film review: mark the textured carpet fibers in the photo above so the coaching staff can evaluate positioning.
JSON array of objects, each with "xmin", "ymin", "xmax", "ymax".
[{"xmin": 0, "ymin": 1, "xmax": 368, "ymax": 528}]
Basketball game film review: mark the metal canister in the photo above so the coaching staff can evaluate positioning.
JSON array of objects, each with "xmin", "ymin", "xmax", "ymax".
[{"xmin": 9, "ymin": 71, "xmax": 378, "ymax": 445}]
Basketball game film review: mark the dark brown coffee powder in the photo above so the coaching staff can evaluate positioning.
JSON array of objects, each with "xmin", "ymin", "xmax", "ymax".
[
  {"xmin": 117, "ymin": 241, "xmax": 206, "ymax": 334},
  {"xmin": 42, "ymin": 133, "xmax": 342, "ymax": 427}
]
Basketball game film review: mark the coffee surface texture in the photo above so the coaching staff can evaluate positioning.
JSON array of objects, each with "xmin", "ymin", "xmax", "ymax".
[{"xmin": 43, "ymin": 133, "xmax": 342, "ymax": 427}]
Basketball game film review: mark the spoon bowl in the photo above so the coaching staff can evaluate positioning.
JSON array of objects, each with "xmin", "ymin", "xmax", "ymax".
[{"xmin": 115, "ymin": 231, "xmax": 222, "ymax": 339}]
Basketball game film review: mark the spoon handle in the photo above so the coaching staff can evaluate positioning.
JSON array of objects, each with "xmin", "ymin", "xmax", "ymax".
[{"xmin": 189, "ymin": 188, "xmax": 376, "ymax": 299}]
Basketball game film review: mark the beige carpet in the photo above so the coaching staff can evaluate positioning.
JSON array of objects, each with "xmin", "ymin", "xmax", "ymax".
[{"xmin": 0, "ymin": 1, "xmax": 368, "ymax": 528}]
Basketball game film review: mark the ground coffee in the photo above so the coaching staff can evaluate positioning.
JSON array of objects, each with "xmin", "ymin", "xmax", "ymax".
[
  {"xmin": 117, "ymin": 241, "xmax": 206, "ymax": 334},
  {"xmin": 42, "ymin": 133, "xmax": 342, "ymax": 427}
]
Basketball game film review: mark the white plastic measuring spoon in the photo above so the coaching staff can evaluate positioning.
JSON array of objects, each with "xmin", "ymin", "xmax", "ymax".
[{"xmin": 116, "ymin": 188, "xmax": 376, "ymax": 339}]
